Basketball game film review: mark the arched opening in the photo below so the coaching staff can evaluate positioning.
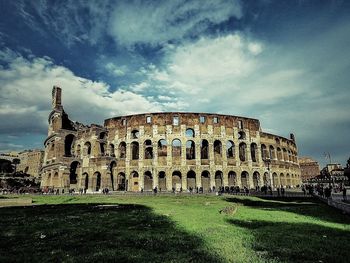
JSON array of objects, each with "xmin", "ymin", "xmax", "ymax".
[
  {"xmin": 272, "ymin": 172, "xmax": 278, "ymax": 187},
  {"xmin": 201, "ymin": 171, "xmax": 210, "ymax": 192},
  {"xmin": 64, "ymin": 134, "xmax": 75, "ymax": 157},
  {"xmin": 131, "ymin": 130, "xmax": 139, "ymax": 139},
  {"xmin": 185, "ymin": 128, "xmax": 195, "ymax": 138},
  {"xmin": 238, "ymin": 131, "xmax": 246, "ymax": 140},
  {"xmin": 109, "ymin": 161, "xmax": 116, "ymax": 190},
  {"xmin": 228, "ymin": 171, "xmax": 236, "ymax": 186},
  {"xmin": 119, "ymin": 142, "xmax": 126, "ymax": 159},
  {"xmin": 158, "ymin": 139, "xmax": 167, "ymax": 157},
  {"xmin": 283, "ymin": 148, "xmax": 288, "ymax": 161},
  {"xmin": 172, "ymin": 171, "xmax": 182, "ymax": 191},
  {"xmin": 172, "ymin": 139, "xmax": 181, "ymax": 157},
  {"xmin": 100, "ymin": 142, "xmax": 105, "ymax": 156},
  {"xmin": 226, "ymin": 140, "xmax": 235, "ymax": 159},
  {"xmin": 69, "ymin": 161, "xmax": 80, "ymax": 185},
  {"xmin": 261, "ymin": 144, "xmax": 267, "ymax": 160},
  {"xmin": 144, "ymin": 140, "xmax": 153, "ymax": 159},
  {"xmin": 239, "ymin": 142, "xmax": 247, "ymax": 162},
  {"xmin": 263, "ymin": 172, "xmax": 268, "ymax": 185},
  {"xmin": 269, "ymin": 146, "xmax": 276, "ymax": 160},
  {"xmin": 109, "ymin": 144, "xmax": 115, "ymax": 157},
  {"xmin": 241, "ymin": 171, "xmax": 249, "ymax": 188},
  {"xmin": 117, "ymin": 172, "xmax": 126, "ymax": 191},
  {"xmin": 277, "ymin": 147, "xmax": 282, "ymax": 160},
  {"xmin": 186, "ymin": 140, "xmax": 195, "ymax": 160},
  {"xmin": 131, "ymin": 171, "xmax": 139, "ymax": 191},
  {"xmin": 84, "ymin": 142, "xmax": 91, "ymax": 156},
  {"xmin": 158, "ymin": 171, "xmax": 166, "ymax": 191},
  {"xmin": 94, "ymin": 172, "xmax": 101, "ymax": 191},
  {"xmin": 214, "ymin": 140, "xmax": 222, "ymax": 160},
  {"xmin": 253, "ymin": 171, "xmax": 259, "ymax": 188},
  {"xmin": 250, "ymin": 143, "xmax": 258, "ymax": 162},
  {"xmin": 131, "ymin": 141, "xmax": 139, "ymax": 160},
  {"xmin": 215, "ymin": 171, "xmax": 223, "ymax": 188},
  {"xmin": 280, "ymin": 173, "xmax": 285, "ymax": 187},
  {"xmin": 201, "ymin": 139, "xmax": 209, "ymax": 159},
  {"xmin": 187, "ymin": 170, "xmax": 196, "ymax": 190},
  {"xmin": 83, "ymin": 173, "xmax": 89, "ymax": 190},
  {"xmin": 99, "ymin": 132, "xmax": 106, "ymax": 140},
  {"xmin": 144, "ymin": 171, "xmax": 153, "ymax": 191}
]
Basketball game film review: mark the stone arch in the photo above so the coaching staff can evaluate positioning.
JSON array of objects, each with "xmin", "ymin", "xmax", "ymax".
[
  {"xmin": 215, "ymin": 170, "xmax": 223, "ymax": 188},
  {"xmin": 263, "ymin": 172, "xmax": 268, "ymax": 185},
  {"xmin": 99, "ymin": 132, "xmax": 107, "ymax": 140},
  {"xmin": 144, "ymin": 140, "xmax": 153, "ymax": 159},
  {"xmin": 241, "ymin": 171, "xmax": 249, "ymax": 188},
  {"xmin": 172, "ymin": 171, "xmax": 182, "ymax": 190},
  {"xmin": 269, "ymin": 146, "xmax": 276, "ymax": 160},
  {"xmin": 185, "ymin": 128, "xmax": 195, "ymax": 138},
  {"xmin": 84, "ymin": 142, "xmax": 91, "ymax": 156},
  {"xmin": 172, "ymin": 139, "xmax": 181, "ymax": 157},
  {"xmin": 109, "ymin": 143, "xmax": 115, "ymax": 157},
  {"xmin": 144, "ymin": 171, "xmax": 153, "ymax": 191},
  {"xmin": 201, "ymin": 139, "xmax": 209, "ymax": 159},
  {"xmin": 201, "ymin": 170, "xmax": 210, "ymax": 192},
  {"xmin": 94, "ymin": 171, "xmax": 101, "ymax": 191},
  {"xmin": 253, "ymin": 171, "xmax": 259, "ymax": 188},
  {"xmin": 69, "ymin": 161, "xmax": 80, "ymax": 186},
  {"xmin": 131, "ymin": 141, "xmax": 139, "ymax": 160},
  {"xmin": 109, "ymin": 161, "xmax": 117, "ymax": 190},
  {"xmin": 228, "ymin": 171, "xmax": 236, "ymax": 186},
  {"xmin": 239, "ymin": 142, "xmax": 247, "ymax": 162},
  {"xmin": 186, "ymin": 140, "xmax": 195, "ymax": 160},
  {"xmin": 117, "ymin": 172, "xmax": 126, "ymax": 191},
  {"xmin": 272, "ymin": 172, "xmax": 278, "ymax": 187},
  {"xmin": 250, "ymin": 143, "xmax": 258, "ymax": 162},
  {"xmin": 64, "ymin": 134, "xmax": 75, "ymax": 157},
  {"xmin": 238, "ymin": 131, "xmax": 246, "ymax": 140},
  {"xmin": 277, "ymin": 147, "xmax": 282, "ymax": 160},
  {"xmin": 280, "ymin": 173, "xmax": 285, "ymax": 187},
  {"xmin": 131, "ymin": 171, "xmax": 139, "ymax": 191},
  {"xmin": 158, "ymin": 139, "xmax": 167, "ymax": 157},
  {"xmin": 261, "ymin": 144, "xmax": 267, "ymax": 160},
  {"xmin": 214, "ymin": 140, "xmax": 222, "ymax": 162},
  {"xmin": 119, "ymin": 142, "xmax": 126, "ymax": 158},
  {"xmin": 83, "ymin": 172, "xmax": 89, "ymax": 190},
  {"xmin": 187, "ymin": 170, "xmax": 196, "ymax": 190},
  {"xmin": 158, "ymin": 171, "xmax": 166, "ymax": 191},
  {"xmin": 131, "ymin": 129, "xmax": 139, "ymax": 139},
  {"xmin": 226, "ymin": 140, "xmax": 235, "ymax": 159}
]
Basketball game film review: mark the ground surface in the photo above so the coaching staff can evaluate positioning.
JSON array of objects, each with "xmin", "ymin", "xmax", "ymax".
[{"xmin": 0, "ymin": 194, "xmax": 349, "ymax": 263}]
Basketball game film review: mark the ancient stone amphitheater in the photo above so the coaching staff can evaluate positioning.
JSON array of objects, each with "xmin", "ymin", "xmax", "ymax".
[{"xmin": 41, "ymin": 87, "xmax": 301, "ymax": 192}]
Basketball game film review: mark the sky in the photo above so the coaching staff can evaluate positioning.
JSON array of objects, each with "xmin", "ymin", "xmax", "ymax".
[{"xmin": 0, "ymin": 0, "xmax": 349, "ymax": 167}]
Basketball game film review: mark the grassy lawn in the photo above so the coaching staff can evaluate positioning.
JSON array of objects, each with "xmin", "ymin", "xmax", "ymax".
[{"xmin": 0, "ymin": 195, "xmax": 349, "ymax": 263}]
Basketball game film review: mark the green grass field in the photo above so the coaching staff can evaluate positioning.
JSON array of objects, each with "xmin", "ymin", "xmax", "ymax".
[{"xmin": 1, "ymin": 195, "xmax": 349, "ymax": 262}]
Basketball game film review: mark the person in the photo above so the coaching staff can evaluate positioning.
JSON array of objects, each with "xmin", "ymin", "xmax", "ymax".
[{"xmin": 343, "ymin": 187, "xmax": 347, "ymax": 201}]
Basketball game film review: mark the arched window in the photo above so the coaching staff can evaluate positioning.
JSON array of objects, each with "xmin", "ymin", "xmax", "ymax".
[
  {"xmin": 119, "ymin": 142, "xmax": 126, "ymax": 159},
  {"xmin": 239, "ymin": 142, "xmax": 246, "ymax": 162},
  {"xmin": 99, "ymin": 132, "xmax": 106, "ymax": 140},
  {"xmin": 69, "ymin": 161, "xmax": 80, "ymax": 184},
  {"xmin": 94, "ymin": 172, "xmax": 101, "ymax": 191},
  {"xmin": 172, "ymin": 171, "xmax": 182, "ymax": 190},
  {"xmin": 253, "ymin": 171, "xmax": 259, "ymax": 187},
  {"xmin": 269, "ymin": 146, "xmax": 275, "ymax": 160},
  {"xmin": 201, "ymin": 171, "xmax": 210, "ymax": 192},
  {"xmin": 186, "ymin": 128, "xmax": 195, "ymax": 138},
  {"xmin": 131, "ymin": 130, "xmax": 139, "ymax": 139},
  {"xmin": 241, "ymin": 171, "xmax": 249, "ymax": 188},
  {"xmin": 131, "ymin": 141, "xmax": 139, "ymax": 160},
  {"xmin": 250, "ymin": 143, "xmax": 257, "ymax": 162},
  {"xmin": 109, "ymin": 144, "xmax": 115, "ymax": 157},
  {"xmin": 228, "ymin": 171, "xmax": 236, "ymax": 186},
  {"xmin": 100, "ymin": 143, "xmax": 105, "ymax": 156},
  {"xmin": 172, "ymin": 139, "xmax": 181, "ymax": 157},
  {"xmin": 84, "ymin": 142, "xmax": 91, "ymax": 156},
  {"xmin": 226, "ymin": 140, "xmax": 234, "ymax": 158},
  {"xmin": 238, "ymin": 131, "xmax": 246, "ymax": 140},
  {"xmin": 144, "ymin": 171, "xmax": 153, "ymax": 191},
  {"xmin": 64, "ymin": 134, "xmax": 75, "ymax": 157},
  {"xmin": 144, "ymin": 140, "xmax": 153, "ymax": 159},
  {"xmin": 215, "ymin": 171, "xmax": 223, "ymax": 188},
  {"xmin": 187, "ymin": 170, "xmax": 196, "ymax": 190},
  {"xmin": 277, "ymin": 147, "xmax": 282, "ymax": 160},
  {"xmin": 158, "ymin": 139, "xmax": 167, "ymax": 157},
  {"xmin": 158, "ymin": 171, "xmax": 166, "ymax": 191},
  {"xmin": 214, "ymin": 140, "xmax": 222, "ymax": 156},
  {"xmin": 261, "ymin": 144, "xmax": 267, "ymax": 160},
  {"xmin": 186, "ymin": 140, "xmax": 195, "ymax": 160},
  {"xmin": 201, "ymin": 139, "xmax": 209, "ymax": 159}
]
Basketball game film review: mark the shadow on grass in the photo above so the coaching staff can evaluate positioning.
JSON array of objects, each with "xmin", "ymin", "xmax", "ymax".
[
  {"xmin": 225, "ymin": 197, "xmax": 350, "ymax": 224},
  {"xmin": 227, "ymin": 218, "xmax": 350, "ymax": 263},
  {"xmin": 0, "ymin": 204, "xmax": 223, "ymax": 263}
]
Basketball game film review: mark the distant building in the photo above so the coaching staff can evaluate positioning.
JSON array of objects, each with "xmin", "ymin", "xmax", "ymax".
[
  {"xmin": 17, "ymin": 150, "xmax": 44, "ymax": 177},
  {"xmin": 0, "ymin": 152, "xmax": 20, "ymax": 162},
  {"xmin": 299, "ymin": 157, "xmax": 320, "ymax": 181}
]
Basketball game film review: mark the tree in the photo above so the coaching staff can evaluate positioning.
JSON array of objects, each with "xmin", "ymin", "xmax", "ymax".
[{"xmin": 12, "ymin": 158, "xmax": 20, "ymax": 174}]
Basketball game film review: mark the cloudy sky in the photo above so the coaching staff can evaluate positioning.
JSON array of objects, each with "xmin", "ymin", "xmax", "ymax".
[{"xmin": 0, "ymin": 0, "xmax": 349, "ymax": 167}]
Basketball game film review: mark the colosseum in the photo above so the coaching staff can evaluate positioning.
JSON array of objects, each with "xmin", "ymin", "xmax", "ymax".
[{"xmin": 41, "ymin": 86, "xmax": 301, "ymax": 192}]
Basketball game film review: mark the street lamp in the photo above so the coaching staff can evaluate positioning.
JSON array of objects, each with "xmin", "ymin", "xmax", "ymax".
[{"xmin": 263, "ymin": 158, "xmax": 273, "ymax": 188}]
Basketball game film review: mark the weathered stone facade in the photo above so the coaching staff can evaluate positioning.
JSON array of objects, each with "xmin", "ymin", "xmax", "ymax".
[
  {"xmin": 299, "ymin": 157, "xmax": 320, "ymax": 181},
  {"xmin": 41, "ymin": 86, "xmax": 301, "ymax": 192},
  {"xmin": 17, "ymin": 149, "xmax": 44, "ymax": 177}
]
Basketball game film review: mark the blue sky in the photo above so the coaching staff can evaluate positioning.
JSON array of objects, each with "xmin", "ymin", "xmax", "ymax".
[{"xmin": 0, "ymin": 0, "xmax": 349, "ymax": 167}]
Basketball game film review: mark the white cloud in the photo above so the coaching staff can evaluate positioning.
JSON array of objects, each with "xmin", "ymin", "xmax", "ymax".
[
  {"xmin": 0, "ymin": 52, "xmax": 162, "ymax": 136},
  {"xmin": 105, "ymin": 62, "xmax": 127, "ymax": 76}
]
